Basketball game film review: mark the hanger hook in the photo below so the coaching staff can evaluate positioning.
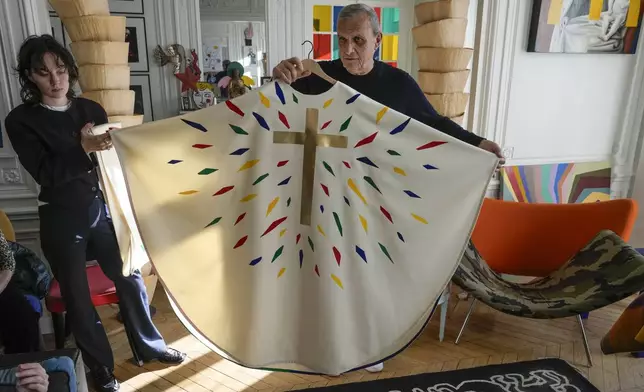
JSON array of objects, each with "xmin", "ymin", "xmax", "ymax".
[{"xmin": 301, "ymin": 40, "xmax": 314, "ymax": 59}]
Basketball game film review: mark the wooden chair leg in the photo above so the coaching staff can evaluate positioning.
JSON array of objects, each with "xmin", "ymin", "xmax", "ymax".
[{"xmin": 52, "ymin": 312, "xmax": 66, "ymax": 349}]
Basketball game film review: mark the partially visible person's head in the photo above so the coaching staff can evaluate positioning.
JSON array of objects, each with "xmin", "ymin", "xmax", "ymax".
[
  {"xmin": 337, "ymin": 4, "xmax": 382, "ymax": 75},
  {"xmin": 15, "ymin": 35, "xmax": 78, "ymax": 105},
  {"xmin": 223, "ymin": 60, "xmax": 231, "ymax": 71}
]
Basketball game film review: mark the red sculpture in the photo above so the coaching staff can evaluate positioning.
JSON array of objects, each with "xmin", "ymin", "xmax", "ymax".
[{"xmin": 174, "ymin": 49, "xmax": 201, "ymax": 93}]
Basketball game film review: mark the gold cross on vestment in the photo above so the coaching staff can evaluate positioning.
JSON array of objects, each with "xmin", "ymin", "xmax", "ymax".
[{"xmin": 273, "ymin": 108, "xmax": 348, "ymax": 226}]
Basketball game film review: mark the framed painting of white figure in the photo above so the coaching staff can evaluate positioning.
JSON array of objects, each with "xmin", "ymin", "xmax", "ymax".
[{"xmin": 528, "ymin": 0, "xmax": 644, "ymax": 53}]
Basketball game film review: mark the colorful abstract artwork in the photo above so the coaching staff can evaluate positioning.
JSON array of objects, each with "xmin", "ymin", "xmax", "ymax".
[
  {"xmin": 107, "ymin": 81, "xmax": 497, "ymax": 375},
  {"xmin": 528, "ymin": 0, "xmax": 644, "ymax": 53},
  {"xmin": 501, "ymin": 161, "xmax": 611, "ymax": 203},
  {"xmin": 313, "ymin": 4, "xmax": 399, "ymax": 67}
]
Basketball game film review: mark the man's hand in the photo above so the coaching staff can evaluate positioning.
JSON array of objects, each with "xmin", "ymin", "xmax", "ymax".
[
  {"xmin": 478, "ymin": 139, "xmax": 505, "ymax": 166},
  {"xmin": 272, "ymin": 57, "xmax": 311, "ymax": 84},
  {"xmin": 15, "ymin": 363, "xmax": 49, "ymax": 392},
  {"xmin": 80, "ymin": 122, "xmax": 112, "ymax": 153}
]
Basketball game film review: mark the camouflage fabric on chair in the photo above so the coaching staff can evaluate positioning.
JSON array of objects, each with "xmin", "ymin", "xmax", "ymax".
[{"xmin": 452, "ymin": 230, "xmax": 644, "ymax": 319}]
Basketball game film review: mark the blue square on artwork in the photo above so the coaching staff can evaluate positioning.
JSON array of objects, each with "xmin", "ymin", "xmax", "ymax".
[
  {"xmin": 333, "ymin": 6, "xmax": 343, "ymax": 32},
  {"xmin": 374, "ymin": 46, "xmax": 380, "ymax": 60}
]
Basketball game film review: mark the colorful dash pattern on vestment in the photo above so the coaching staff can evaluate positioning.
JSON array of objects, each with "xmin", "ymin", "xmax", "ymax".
[{"xmin": 168, "ymin": 88, "xmax": 447, "ymax": 288}]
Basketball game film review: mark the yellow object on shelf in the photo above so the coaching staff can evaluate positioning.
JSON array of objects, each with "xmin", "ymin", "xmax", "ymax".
[
  {"xmin": 241, "ymin": 75, "xmax": 255, "ymax": 86},
  {"xmin": 425, "ymin": 93, "xmax": 470, "ymax": 118},
  {"xmin": 415, "ymin": 0, "xmax": 470, "ymax": 24},
  {"xmin": 82, "ymin": 90, "xmax": 135, "ymax": 116},
  {"xmin": 79, "ymin": 65, "xmax": 130, "ymax": 91},
  {"xmin": 48, "ymin": 0, "xmax": 110, "ymax": 18},
  {"xmin": 412, "ymin": 19, "xmax": 468, "ymax": 48},
  {"xmin": 63, "ymin": 16, "xmax": 126, "ymax": 42},
  {"xmin": 71, "ymin": 42, "xmax": 129, "ymax": 65},
  {"xmin": 416, "ymin": 47, "xmax": 473, "ymax": 72},
  {"xmin": 417, "ymin": 71, "xmax": 470, "ymax": 94}
]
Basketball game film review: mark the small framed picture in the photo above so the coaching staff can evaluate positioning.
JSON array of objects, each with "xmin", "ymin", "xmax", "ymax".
[
  {"xmin": 49, "ymin": 16, "xmax": 64, "ymax": 44},
  {"xmin": 130, "ymin": 74, "xmax": 154, "ymax": 122},
  {"xmin": 130, "ymin": 75, "xmax": 154, "ymax": 122},
  {"xmin": 125, "ymin": 17, "xmax": 148, "ymax": 72},
  {"xmin": 109, "ymin": 0, "xmax": 144, "ymax": 14}
]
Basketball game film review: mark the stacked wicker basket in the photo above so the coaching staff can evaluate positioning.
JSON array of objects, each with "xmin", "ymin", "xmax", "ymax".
[
  {"xmin": 412, "ymin": 0, "xmax": 472, "ymax": 125},
  {"xmin": 49, "ymin": 0, "xmax": 143, "ymax": 127}
]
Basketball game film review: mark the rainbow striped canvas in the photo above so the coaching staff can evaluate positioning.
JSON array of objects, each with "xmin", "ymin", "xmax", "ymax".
[{"xmin": 501, "ymin": 162, "xmax": 611, "ymax": 204}]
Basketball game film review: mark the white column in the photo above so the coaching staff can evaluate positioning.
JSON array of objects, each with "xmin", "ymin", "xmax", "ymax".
[
  {"xmin": 630, "ymin": 151, "xmax": 644, "ymax": 247},
  {"xmin": 468, "ymin": 0, "xmax": 521, "ymax": 197},
  {"xmin": 1, "ymin": 0, "xmax": 51, "ymax": 122},
  {"xmin": 620, "ymin": 34, "xmax": 644, "ymax": 245},
  {"xmin": 0, "ymin": 0, "xmax": 50, "ymax": 222},
  {"xmin": 147, "ymin": 0, "xmax": 202, "ymax": 119},
  {"xmin": 265, "ymin": 0, "xmax": 306, "ymax": 73},
  {"xmin": 612, "ymin": 27, "xmax": 644, "ymax": 201}
]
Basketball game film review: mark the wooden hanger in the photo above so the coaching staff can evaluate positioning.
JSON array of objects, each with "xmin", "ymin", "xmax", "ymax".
[
  {"xmin": 302, "ymin": 59, "xmax": 337, "ymax": 85},
  {"xmin": 300, "ymin": 40, "xmax": 336, "ymax": 85}
]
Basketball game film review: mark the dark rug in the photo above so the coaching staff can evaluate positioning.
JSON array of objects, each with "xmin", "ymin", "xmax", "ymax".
[{"xmin": 308, "ymin": 359, "xmax": 599, "ymax": 391}]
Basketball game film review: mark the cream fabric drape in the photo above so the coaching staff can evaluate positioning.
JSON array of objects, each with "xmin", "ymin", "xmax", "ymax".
[
  {"xmin": 107, "ymin": 81, "xmax": 497, "ymax": 375},
  {"xmin": 93, "ymin": 124, "xmax": 149, "ymax": 276}
]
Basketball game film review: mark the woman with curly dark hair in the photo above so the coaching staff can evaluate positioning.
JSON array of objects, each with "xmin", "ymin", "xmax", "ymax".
[{"xmin": 4, "ymin": 35, "xmax": 185, "ymax": 392}]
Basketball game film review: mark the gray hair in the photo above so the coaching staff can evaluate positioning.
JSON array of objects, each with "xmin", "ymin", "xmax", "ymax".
[{"xmin": 338, "ymin": 4, "xmax": 381, "ymax": 36}]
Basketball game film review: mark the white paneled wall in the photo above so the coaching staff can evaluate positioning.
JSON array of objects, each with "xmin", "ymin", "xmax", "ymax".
[{"xmin": 202, "ymin": 21, "xmax": 266, "ymax": 65}]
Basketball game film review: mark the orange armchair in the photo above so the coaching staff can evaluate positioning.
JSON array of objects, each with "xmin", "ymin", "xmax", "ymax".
[
  {"xmin": 471, "ymin": 198, "xmax": 637, "ymax": 277},
  {"xmin": 452, "ymin": 198, "xmax": 641, "ymax": 367}
]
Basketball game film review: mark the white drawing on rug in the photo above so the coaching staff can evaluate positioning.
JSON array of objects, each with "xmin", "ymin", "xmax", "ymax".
[{"xmin": 387, "ymin": 369, "xmax": 582, "ymax": 392}]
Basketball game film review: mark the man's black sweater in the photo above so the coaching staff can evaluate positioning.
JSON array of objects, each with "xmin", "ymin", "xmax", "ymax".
[
  {"xmin": 4, "ymin": 98, "xmax": 107, "ymax": 210},
  {"xmin": 291, "ymin": 60, "xmax": 484, "ymax": 147}
]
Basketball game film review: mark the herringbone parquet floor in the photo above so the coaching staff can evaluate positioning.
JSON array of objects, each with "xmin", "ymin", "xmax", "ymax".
[{"xmin": 94, "ymin": 286, "xmax": 644, "ymax": 392}]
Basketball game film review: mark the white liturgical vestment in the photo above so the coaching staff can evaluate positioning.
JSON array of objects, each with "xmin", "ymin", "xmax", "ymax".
[{"xmin": 103, "ymin": 81, "xmax": 497, "ymax": 375}]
